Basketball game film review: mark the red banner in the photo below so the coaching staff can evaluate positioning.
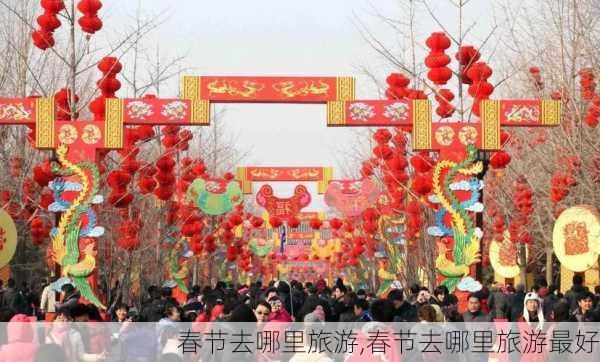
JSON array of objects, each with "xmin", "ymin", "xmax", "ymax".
[
  {"xmin": 107, "ymin": 98, "xmax": 210, "ymax": 126},
  {"xmin": 327, "ymin": 99, "xmax": 414, "ymax": 127},
  {"xmin": 244, "ymin": 167, "xmax": 325, "ymax": 181},
  {"xmin": 183, "ymin": 76, "xmax": 355, "ymax": 103},
  {"xmin": 481, "ymin": 99, "xmax": 561, "ymax": 127},
  {"xmin": 0, "ymin": 97, "xmax": 47, "ymax": 125}
]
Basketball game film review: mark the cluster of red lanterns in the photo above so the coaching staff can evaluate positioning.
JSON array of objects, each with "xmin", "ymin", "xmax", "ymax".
[
  {"xmin": 32, "ymin": 0, "xmax": 65, "ymax": 50},
  {"xmin": 580, "ymin": 68, "xmax": 595, "ymax": 101},
  {"xmin": 30, "ymin": 216, "xmax": 50, "ymax": 246},
  {"xmin": 584, "ymin": 96, "xmax": 600, "ymax": 128},
  {"xmin": 89, "ymin": 57, "xmax": 122, "ymax": 120},
  {"xmin": 549, "ymin": 172, "xmax": 577, "ymax": 204},
  {"xmin": 467, "ymin": 62, "xmax": 494, "ymax": 117},
  {"xmin": 489, "ymin": 131, "xmax": 512, "ymax": 170},
  {"xmin": 77, "ymin": 0, "xmax": 103, "ymax": 35},
  {"xmin": 456, "ymin": 46, "xmax": 480, "ymax": 85},
  {"xmin": 385, "ymin": 73, "xmax": 427, "ymax": 102},
  {"xmin": 425, "ymin": 32, "xmax": 452, "ymax": 85},
  {"xmin": 107, "ymin": 170, "xmax": 133, "ymax": 208},
  {"xmin": 507, "ymin": 177, "xmax": 534, "ymax": 244},
  {"xmin": 177, "ymin": 157, "xmax": 207, "ymax": 194},
  {"xmin": 154, "ymin": 155, "xmax": 176, "ymax": 201},
  {"xmin": 405, "ymin": 200, "xmax": 422, "ymax": 241},
  {"xmin": 435, "ymin": 89, "xmax": 455, "ymax": 118},
  {"xmin": 385, "ymin": 73, "xmax": 410, "ymax": 99},
  {"xmin": 55, "ymin": 88, "xmax": 79, "ymax": 121},
  {"xmin": 117, "ymin": 218, "xmax": 141, "ymax": 251}
]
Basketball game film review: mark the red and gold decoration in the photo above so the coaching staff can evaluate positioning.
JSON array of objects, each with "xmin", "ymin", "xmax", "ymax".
[
  {"xmin": 256, "ymin": 184, "xmax": 311, "ymax": 220},
  {"xmin": 236, "ymin": 166, "xmax": 333, "ymax": 194}
]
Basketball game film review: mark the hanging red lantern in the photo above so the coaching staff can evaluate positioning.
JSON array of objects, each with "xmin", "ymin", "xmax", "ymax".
[
  {"xmin": 467, "ymin": 62, "xmax": 494, "ymax": 116},
  {"xmin": 32, "ymin": 30, "xmax": 55, "ymax": 50},
  {"xmin": 269, "ymin": 216, "xmax": 282, "ymax": 228},
  {"xmin": 489, "ymin": 151, "xmax": 511, "ymax": 169},
  {"xmin": 37, "ymin": 12, "xmax": 61, "ymax": 32},
  {"xmin": 329, "ymin": 218, "xmax": 343, "ymax": 230},
  {"xmin": 309, "ymin": 218, "xmax": 322, "ymax": 230},
  {"xmin": 435, "ymin": 88, "xmax": 455, "ymax": 118},
  {"xmin": 373, "ymin": 129, "xmax": 392, "ymax": 144},
  {"xmin": 410, "ymin": 152, "xmax": 434, "ymax": 173},
  {"xmin": 41, "ymin": 0, "xmax": 66, "ymax": 12},
  {"xmin": 425, "ymin": 32, "xmax": 452, "ymax": 85},
  {"xmin": 411, "ymin": 174, "xmax": 432, "ymax": 195},
  {"xmin": 287, "ymin": 216, "xmax": 301, "ymax": 229}
]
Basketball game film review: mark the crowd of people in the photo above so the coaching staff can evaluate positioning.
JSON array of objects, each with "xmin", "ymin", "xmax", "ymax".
[{"xmin": 0, "ymin": 274, "xmax": 597, "ymax": 361}]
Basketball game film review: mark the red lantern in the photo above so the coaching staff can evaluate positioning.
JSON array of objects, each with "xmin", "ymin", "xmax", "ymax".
[
  {"xmin": 287, "ymin": 216, "xmax": 301, "ymax": 229},
  {"xmin": 32, "ymin": 30, "xmax": 55, "ymax": 50},
  {"xmin": 425, "ymin": 32, "xmax": 452, "ymax": 85},
  {"xmin": 309, "ymin": 218, "xmax": 322, "ymax": 230},
  {"xmin": 489, "ymin": 151, "xmax": 511, "ymax": 169},
  {"xmin": 269, "ymin": 216, "xmax": 282, "ymax": 228},
  {"xmin": 329, "ymin": 218, "xmax": 343, "ymax": 230}
]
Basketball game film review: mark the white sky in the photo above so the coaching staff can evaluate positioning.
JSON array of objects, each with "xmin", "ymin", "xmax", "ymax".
[{"xmin": 103, "ymin": 0, "xmax": 497, "ymax": 210}]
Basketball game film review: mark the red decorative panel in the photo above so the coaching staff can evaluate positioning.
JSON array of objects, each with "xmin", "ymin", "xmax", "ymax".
[
  {"xmin": 183, "ymin": 76, "xmax": 355, "ymax": 103},
  {"xmin": 327, "ymin": 100, "xmax": 414, "ymax": 127},
  {"xmin": 0, "ymin": 97, "xmax": 42, "ymax": 125},
  {"xmin": 107, "ymin": 98, "xmax": 210, "ymax": 126},
  {"xmin": 244, "ymin": 167, "xmax": 325, "ymax": 181},
  {"xmin": 51, "ymin": 121, "xmax": 108, "ymax": 162},
  {"xmin": 256, "ymin": 184, "xmax": 311, "ymax": 220}
]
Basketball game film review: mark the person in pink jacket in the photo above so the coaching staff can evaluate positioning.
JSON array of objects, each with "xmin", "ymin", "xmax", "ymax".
[{"xmin": 0, "ymin": 314, "xmax": 39, "ymax": 362}]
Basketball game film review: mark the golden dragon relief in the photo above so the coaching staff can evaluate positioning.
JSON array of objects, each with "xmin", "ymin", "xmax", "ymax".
[
  {"xmin": 206, "ymin": 80, "xmax": 265, "ymax": 98},
  {"xmin": 250, "ymin": 169, "xmax": 280, "ymax": 179},
  {"xmin": 289, "ymin": 168, "xmax": 320, "ymax": 179},
  {"xmin": 0, "ymin": 103, "xmax": 31, "ymax": 121},
  {"xmin": 273, "ymin": 81, "xmax": 330, "ymax": 98}
]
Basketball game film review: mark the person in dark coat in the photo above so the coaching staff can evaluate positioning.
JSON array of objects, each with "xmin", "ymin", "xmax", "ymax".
[
  {"xmin": 55, "ymin": 284, "xmax": 80, "ymax": 314},
  {"xmin": 0, "ymin": 279, "xmax": 28, "ymax": 314},
  {"xmin": 487, "ymin": 283, "xmax": 509, "ymax": 319},
  {"xmin": 507, "ymin": 283, "xmax": 526, "ymax": 321},
  {"xmin": 542, "ymin": 285, "xmax": 560, "ymax": 320},
  {"xmin": 462, "ymin": 293, "xmax": 491, "ymax": 322},
  {"xmin": 565, "ymin": 274, "xmax": 588, "ymax": 312},
  {"xmin": 573, "ymin": 291, "xmax": 600, "ymax": 322},
  {"xmin": 140, "ymin": 286, "xmax": 166, "ymax": 322},
  {"xmin": 388, "ymin": 288, "xmax": 417, "ymax": 322}
]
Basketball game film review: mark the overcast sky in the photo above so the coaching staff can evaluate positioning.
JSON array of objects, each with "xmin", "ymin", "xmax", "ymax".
[{"xmin": 103, "ymin": 0, "xmax": 497, "ymax": 210}]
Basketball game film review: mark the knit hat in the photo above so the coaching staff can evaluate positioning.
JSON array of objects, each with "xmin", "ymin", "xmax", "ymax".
[{"xmin": 523, "ymin": 292, "xmax": 544, "ymax": 330}]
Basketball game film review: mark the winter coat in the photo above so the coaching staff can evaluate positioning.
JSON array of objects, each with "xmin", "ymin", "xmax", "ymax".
[
  {"xmin": 392, "ymin": 301, "xmax": 418, "ymax": 322},
  {"xmin": 140, "ymin": 298, "xmax": 166, "ymax": 322},
  {"xmin": 40, "ymin": 285, "xmax": 57, "ymax": 313},
  {"xmin": 0, "ymin": 314, "xmax": 38, "ymax": 362},
  {"xmin": 462, "ymin": 310, "xmax": 492, "ymax": 322},
  {"xmin": 119, "ymin": 326, "xmax": 157, "ymax": 362},
  {"xmin": 508, "ymin": 291, "xmax": 526, "ymax": 321},
  {"xmin": 56, "ymin": 292, "xmax": 81, "ymax": 314},
  {"xmin": 488, "ymin": 290, "xmax": 509, "ymax": 319},
  {"xmin": 0, "ymin": 288, "xmax": 28, "ymax": 314},
  {"xmin": 565, "ymin": 285, "xmax": 587, "ymax": 312}
]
